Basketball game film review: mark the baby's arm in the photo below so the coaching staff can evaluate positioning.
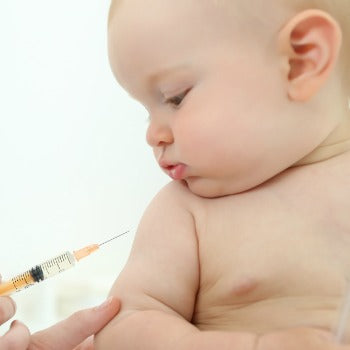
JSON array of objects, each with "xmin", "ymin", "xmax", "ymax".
[
  {"xmin": 94, "ymin": 182, "xmax": 256, "ymax": 350},
  {"xmin": 94, "ymin": 182, "xmax": 347, "ymax": 350}
]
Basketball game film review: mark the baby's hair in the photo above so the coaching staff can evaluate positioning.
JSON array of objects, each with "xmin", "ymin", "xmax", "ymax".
[
  {"xmin": 212, "ymin": 0, "xmax": 350, "ymax": 96},
  {"xmin": 108, "ymin": 0, "xmax": 349, "ymax": 96}
]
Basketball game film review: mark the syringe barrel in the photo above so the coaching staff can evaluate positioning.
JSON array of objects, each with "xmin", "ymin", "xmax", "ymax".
[
  {"xmin": 0, "ymin": 251, "xmax": 76, "ymax": 296},
  {"xmin": 36, "ymin": 251, "xmax": 76, "ymax": 280}
]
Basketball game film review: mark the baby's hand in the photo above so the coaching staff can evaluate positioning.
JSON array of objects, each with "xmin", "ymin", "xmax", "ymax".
[{"xmin": 256, "ymin": 327, "xmax": 348, "ymax": 350}]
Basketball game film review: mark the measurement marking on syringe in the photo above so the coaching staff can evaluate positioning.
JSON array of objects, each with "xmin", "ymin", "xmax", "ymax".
[
  {"xmin": 55, "ymin": 259, "xmax": 62, "ymax": 271},
  {"xmin": 0, "ymin": 231, "xmax": 130, "ymax": 296}
]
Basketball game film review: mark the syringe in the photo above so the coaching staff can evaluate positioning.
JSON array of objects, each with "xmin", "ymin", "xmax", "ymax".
[{"xmin": 0, "ymin": 230, "xmax": 129, "ymax": 296}]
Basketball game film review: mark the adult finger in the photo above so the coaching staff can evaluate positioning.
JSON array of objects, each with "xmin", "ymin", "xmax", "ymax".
[
  {"xmin": 73, "ymin": 335, "xmax": 94, "ymax": 350},
  {"xmin": 0, "ymin": 320, "xmax": 30, "ymax": 349},
  {"xmin": 29, "ymin": 296, "xmax": 120, "ymax": 350},
  {"xmin": 0, "ymin": 297, "xmax": 16, "ymax": 325}
]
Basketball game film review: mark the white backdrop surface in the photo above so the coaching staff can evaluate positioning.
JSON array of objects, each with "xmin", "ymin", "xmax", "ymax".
[{"xmin": 0, "ymin": 0, "xmax": 169, "ymax": 332}]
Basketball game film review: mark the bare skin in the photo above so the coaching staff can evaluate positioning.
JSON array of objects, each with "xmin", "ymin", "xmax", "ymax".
[
  {"xmin": 0, "ymin": 293, "xmax": 120, "ymax": 350},
  {"xmin": 95, "ymin": 151, "xmax": 350, "ymax": 349},
  {"xmin": 192, "ymin": 150, "xmax": 350, "ymax": 335},
  {"xmin": 95, "ymin": 0, "xmax": 350, "ymax": 349}
]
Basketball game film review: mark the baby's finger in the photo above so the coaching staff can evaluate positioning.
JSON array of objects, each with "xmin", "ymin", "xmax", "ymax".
[
  {"xmin": 0, "ymin": 320, "xmax": 30, "ymax": 349},
  {"xmin": 0, "ymin": 296, "xmax": 16, "ymax": 324}
]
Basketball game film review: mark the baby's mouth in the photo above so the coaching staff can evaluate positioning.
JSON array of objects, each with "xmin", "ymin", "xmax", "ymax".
[{"xmin": 163, "ymin": 164, "xmax": 186, "ymax": 180}]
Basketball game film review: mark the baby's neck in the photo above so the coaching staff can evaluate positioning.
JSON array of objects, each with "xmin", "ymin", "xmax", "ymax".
[
  {"xmin": 294, "ymin": 107, "xmax": 350, "ymax": 167},
  {"xmin": 293, "ymin": 138, "xmax": 350, "ymax": 166}
]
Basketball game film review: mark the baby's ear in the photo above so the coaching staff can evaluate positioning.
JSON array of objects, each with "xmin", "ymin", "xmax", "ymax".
[{"xmin": 277, "ymin": 9, "xmax": 342, "ymax": 102}]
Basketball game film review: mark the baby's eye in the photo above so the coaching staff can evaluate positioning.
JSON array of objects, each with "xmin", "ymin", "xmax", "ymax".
[{"xmin": 164, "ymin": 88, "xmax": 191, "ymax": 108}]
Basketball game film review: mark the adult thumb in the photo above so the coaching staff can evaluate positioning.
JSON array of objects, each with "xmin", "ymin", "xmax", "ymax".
[{"xmin": 29, "ymin": 296, "xmax": 120, "ymax": 350}]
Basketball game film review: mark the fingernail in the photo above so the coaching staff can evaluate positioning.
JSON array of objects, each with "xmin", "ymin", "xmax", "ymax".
[{"xmin": 95, "ymin": 296, "xmax": 113, "ymax": 311}]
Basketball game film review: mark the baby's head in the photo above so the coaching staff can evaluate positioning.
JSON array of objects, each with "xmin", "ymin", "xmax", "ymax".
[{"xmin": 108, "ymin": 0, "xmax": 350, "ymax": 198}]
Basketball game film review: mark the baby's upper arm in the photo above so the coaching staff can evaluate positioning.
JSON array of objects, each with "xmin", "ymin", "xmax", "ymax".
[{"xmin": 108, "ymin": 181, "xmax": 199, "ymax": 323}]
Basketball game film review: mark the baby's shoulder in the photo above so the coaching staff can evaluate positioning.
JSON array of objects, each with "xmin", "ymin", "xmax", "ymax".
[
  {"xmin": 153, "ymin": 180, "xmax": 204, "ymax": 208},
  {"xmin": 142, "ymin": 181, "xmax": 210, "ymax": 229}
]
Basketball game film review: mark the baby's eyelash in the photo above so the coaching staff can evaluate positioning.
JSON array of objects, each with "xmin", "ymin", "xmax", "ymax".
[{"xmin": 165, "ymin": 88, "xmax": 191, "ymax": 107}]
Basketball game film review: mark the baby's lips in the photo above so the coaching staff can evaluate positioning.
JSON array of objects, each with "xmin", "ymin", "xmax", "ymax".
[{"xmin": 167, "ymin": 164, "xmax": 186, "ymax": 180}]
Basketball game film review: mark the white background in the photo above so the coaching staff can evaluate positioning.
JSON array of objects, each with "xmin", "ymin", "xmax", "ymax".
[{"xmin": 0, "ymin": 0, "xmax": 169, "ymax": 332}]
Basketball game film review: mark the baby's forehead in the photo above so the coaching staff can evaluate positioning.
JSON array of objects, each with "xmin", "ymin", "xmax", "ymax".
[
  {"xmin": 109, "ymin": 0, "xmax": 282, "ymax": 74},
  {"xmin": 108, "ymin": 0, "xmax": 253, "ymax": 57},
  {"xmin": 108, "ymin": 0, "xmax": 282, "ymax": 43},
  {"xmin": 108, "ymin": 1, "xmax": 229, "ymax": 91},
  {"xmin": 111, "ymin": 1, "xmax": 252, "ymax": 36}
]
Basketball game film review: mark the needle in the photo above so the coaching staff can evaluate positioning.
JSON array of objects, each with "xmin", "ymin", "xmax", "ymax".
[
  {"xmin": 99, "ymin": 230, "xmax": 130, "ymax": 246},
  {"xmin": 74, "ymin": 230, "xmax": 130, "ymax": 261}
]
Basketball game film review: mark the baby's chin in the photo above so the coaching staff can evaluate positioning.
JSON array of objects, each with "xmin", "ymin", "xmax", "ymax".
[{"xmin": 181, "ymin": 177, "xmax": 249, "ymax": 198}]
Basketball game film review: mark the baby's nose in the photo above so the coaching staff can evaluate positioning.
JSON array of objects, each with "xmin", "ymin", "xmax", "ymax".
[{"xmin": 146, "ymin": 120, "xmax": 174, "ymax": 147}]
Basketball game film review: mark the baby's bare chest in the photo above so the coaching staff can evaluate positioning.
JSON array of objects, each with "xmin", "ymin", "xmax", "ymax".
[{"xmin": 191, "ymin": 173, "xmax": 350, "ymax": 332}]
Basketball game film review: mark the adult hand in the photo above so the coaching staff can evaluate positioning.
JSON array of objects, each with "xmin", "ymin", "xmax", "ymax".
[
  {"xmin": 0, "ymin": 273, "xmax": 31, "ymax": 348},
  {"xmin": 0, "ymin": 273, "xmax": 120, "ymax": 350},
  {"xmin": 29, "ymin": 296, "xmax": 120, "ymax": 350}
]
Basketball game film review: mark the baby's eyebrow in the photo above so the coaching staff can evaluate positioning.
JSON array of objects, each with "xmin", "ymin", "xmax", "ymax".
[
  {"xmin": 124, "ymin": 63, "xmax": 193, "ymax": 105},
  {"xmin": 147, "ymin": 63, "xmax": 192, "ymax": 86}
]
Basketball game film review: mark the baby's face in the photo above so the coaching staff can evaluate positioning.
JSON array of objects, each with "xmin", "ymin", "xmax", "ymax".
[{"xmin": 108, "ymin": 0, "xmax": 319, "ymax": 197}]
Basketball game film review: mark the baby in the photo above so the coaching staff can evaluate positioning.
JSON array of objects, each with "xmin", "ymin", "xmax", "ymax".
[{"xmin": 95, "ymin": 0, "xmax": 350, "ymax": 349}]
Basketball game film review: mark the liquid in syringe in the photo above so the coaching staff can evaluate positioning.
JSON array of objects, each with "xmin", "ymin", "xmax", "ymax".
[{"xmin": 0, "ymin": 231, "xmax": 129, "ymax": 296}]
